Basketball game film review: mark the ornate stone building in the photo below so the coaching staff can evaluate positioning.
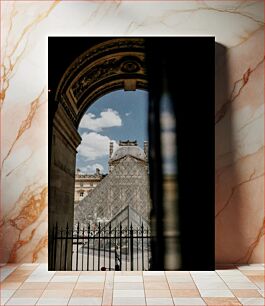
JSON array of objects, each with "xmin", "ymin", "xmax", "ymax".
[
  {"xmin": 74, "ymin": 140, "xmax": 150, "ymax": 229},
  {"xmin": 74, "ymin": 168, "xmax": 105, "ymax": 203}
]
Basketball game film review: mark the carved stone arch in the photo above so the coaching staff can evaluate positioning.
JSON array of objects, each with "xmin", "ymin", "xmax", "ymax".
[
  {"xmin": 55, "ymin": 38, "xmax": 148, "ymax": 127},
  {"xmin": 49, "ymin": 38, "xmax": 148, "ymax": 269}
]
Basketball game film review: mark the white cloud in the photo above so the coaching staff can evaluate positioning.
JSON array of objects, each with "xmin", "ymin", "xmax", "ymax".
[
  {"xmin": 125, "ymin": 112, "xmax": 131, "ymax": 117},
  {"xmin": 79, "ymin": 108, "xmax": 122, "ymax": 131},
  {"xmin": 80, "ymin": 163, "xmax": 104, "ymax": 174},
  {"xmin": 77, "ymin": 132, "xmax": 118, "ymax": 161}
]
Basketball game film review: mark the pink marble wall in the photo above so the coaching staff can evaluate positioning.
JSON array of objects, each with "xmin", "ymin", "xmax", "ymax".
[
  {"xmin": 215, "ymin": 27, "xmax": 264, "ymax": 263},
  {"xmin": 0, "ymin": 0, "xmax": 263, "ymax": 264}
]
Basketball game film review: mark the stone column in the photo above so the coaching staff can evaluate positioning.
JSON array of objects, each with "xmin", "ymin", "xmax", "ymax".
[{"xmin": 49, "ymin": 103, "xmax": 81, "ymax": 270}]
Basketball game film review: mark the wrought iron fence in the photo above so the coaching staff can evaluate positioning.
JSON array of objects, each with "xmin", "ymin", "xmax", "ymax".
[{"xmin": 50, "ymin": 223, "xmax": 152, "ymax": 271}]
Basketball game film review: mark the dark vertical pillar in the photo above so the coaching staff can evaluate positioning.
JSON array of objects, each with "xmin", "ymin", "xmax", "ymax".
[
  {"xmin": 145, "ymin": 41, "xmax": 165, "ymax": 270},
  {"xmin": 145, "ymin": 37, "xmax": 215, "ymax": 270}
]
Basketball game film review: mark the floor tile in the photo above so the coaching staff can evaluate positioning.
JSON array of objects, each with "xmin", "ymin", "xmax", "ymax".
[
  {"xmin": 225, "ymin": 282, "xmax": 258, "ymax": 289},
  {"xmin": 144, "ymin": 271, "xmax": 165, "ymax": 276},
  {"xmin": 1, "ymin": 297, "xmax": 10, "ymax": 305},
  {"xmin": 45, "ymin": 282, "xmax": 76, "ymax": 290},
  {"xmin": 173, "ymin": 297, "xmax": 206, "ymax": 305},
  {"xmin": 219, "ymin": 275, "xmax": 251, "ymax": 282},
  {"xmin": 193, "ymin": 278, "xmax": 225, "ymax": 283},
  {"xmin": 238, "ymin": 297, "xmax": 265, "ymax": 305},
  {"xmin": 112, "ymin": 296, "xmax": 146, "ymax": 305},
  {"xmin": 1, "ymin": 263, "xmax": 264, "ymax": 305},
  {"xmin": 232, "ymin": 289, "xmax": 262, "ymax": 298},
  {"xmin": 195, "ymin": 282, "xmax": 228, "ymax": 290},
  {"xmin": 102, "ymin": 289, "xmax": 112, "ymax": 306},
  {"xmin": 74, "ymin": 282, "xmax": 104, "ymax": 289},
  {"xmin": 255, "ymin": 282, "xmax": 264, "ymax": 290},
  {"xmin": 36, "ymin": 298, "xmax": 70, "ymax": 305},
  {"xmin": 113, "ymin": 289, "xmax": 145, "ymax": 297},
  {"xmin": 6, "ymin": 297, "xmax": 38, "ymax": 305},
  {"xmin": 168, "ymin": 282, "xmax": 197, "ymax": 289},
  {"xmin": 237, "ymin": 264, "xmax": 264, "ymax": 270},
  {"xmin": 240, "ymin": 270, "xmax": 264, "ymax": 276},
  {"xmin": 258, "ymin": 290, "xmax": 264, "ymax": 297},
  {"xmin": 104, "ymin": 280, "xmax": 114, "ymax": 290},
  {"xmin": 19, "ymin": 264, "xmax": 39, "ymax": 268},
  {"xmin": 55, "ymin": 271, "xmax": 80, "ymax": 276},
  {"xmin": 165, "ymin": 271, "xmax": 190, "ymax": 276},
  {"xmin": 216, "ymin": 270, "xmax": 245, "ymax": 276},
  {"xmin": 170, "ymin": 289, "xmax": 200, "ymax": 297},
  {"xmin": 190, "ymin": 272, "xmax": 217, "ymax": 276},
  {"xmin": 37, "ymin": 264, "xmax": 49, "ymax": 269},
  {"xmin": 199, "ymin": 289, "xmax": 234, "ymax": 297},
  {"xmin": 19, "ymin": 282, "xmax": 48, "ymax": 290},
  {"xmin": 12, "ymin": 289, "xmax": 44, "ymax": 298},
  {"xmin": 78, "ymin": 275, "xmax": 105, "ymax": 282},
  {"xmin": 30, "ymin": 270, "xmax": 54, "ymax": 276},
  {"xmin": 68, "ymin": 297, "xmax": 102, "ymax": 305},
  {"xmin": 0, "ymin": 290, "xmax": 15, "ymax": 298},
  {"xmin": 50, "ymin": 275, "xmax": 78, "ymax": 282},
  {"xmin": 114, "ymin": 282, "xmax": 144, "ymax": 290},
  {"xmin": 167, "ymin": 276, "xmax": 193, "ymax": 283},
  {"xmin": 146, "ymin": 297, "xmax": 174, "ymax": 305},
  {"xmin": 0, "ymin": 282, "xmax": 22, "ymax": 290},
  {"xmin": 71, "ymin": 289, "xmax": 103, "ymax": 297},
  {"xmin": 115, "ymin": 271, "xmax": 143, "ymax": 275},
  {"xmin": 144, "ymin": 276, "xmax": 167, "ymax": 282},
  {"xmin": 105, "ymin": 271, "xmax": 114, "ymax": 278},
  {"xmin": 40, "ymin": 289, "xmax": 72, "ymax": 298},
  {"xmin": 3, "ymin": 275, "xmax": 28, "ymax": 283},
  {"xmin": 0, "ymin": 267, "xmax": 19, "ymax": 282},
  {"xmin": 25, "ymin": 276, "xmax": 54, "ymax": 283},
  {"xmin": 192, "ymin": 275, "xmax": 223, "ymax": 281},
  {"xmin": 9, "ymin": 270, "xmax": 33, "ymax": 276},
  {"xmin": 144, "ymin": 282, "xmax": 169, "ymax": 290},
  {"xmin": 114, "ymin": 275, "xmax": 143, "ymax": 282},
  {"xmin": 247, "ymin": 275, "xmax": 264, "ymax": 283},
  {"xmin": 145, "ymin": 290, "xmax": 172, "ymax": 298},
  {"xmin": 203, "ymin": 297, "xmax": 242, "ymax": 305}
]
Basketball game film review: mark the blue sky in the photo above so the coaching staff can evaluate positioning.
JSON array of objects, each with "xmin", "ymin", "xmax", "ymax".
[{"xmin": 76, "ymin": 89, "xmax": 148, "ymax": 174}]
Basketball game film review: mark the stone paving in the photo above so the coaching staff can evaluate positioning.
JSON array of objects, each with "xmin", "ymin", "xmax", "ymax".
[{"xmin": 0, "ymin": 263, "xmax": 264, "ymax": 305}]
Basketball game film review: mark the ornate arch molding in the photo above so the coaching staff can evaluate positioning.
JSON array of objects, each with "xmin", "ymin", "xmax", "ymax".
[{"xmin": 55, "ymin": 38, "xmax": 148, "ymax": 127}]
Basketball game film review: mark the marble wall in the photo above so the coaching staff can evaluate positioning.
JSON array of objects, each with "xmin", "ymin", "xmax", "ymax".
[{"xmin": 1, "ymin": 1, "xmax": 264, "ymax": 264}]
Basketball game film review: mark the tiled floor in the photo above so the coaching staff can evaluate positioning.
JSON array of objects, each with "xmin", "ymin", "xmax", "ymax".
[{"xmin": 0, "ymin": 263, "xmax": 264, "ymax": 305}]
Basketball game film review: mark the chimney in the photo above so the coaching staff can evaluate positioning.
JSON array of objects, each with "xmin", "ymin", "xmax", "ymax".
[
  {"xmin": 144, "ymin": 141, "xmax": 148, "ymax": 157},
  {"xmin": 109, "ymin": 141, "xmax": 114, "ymax": 158},
  {"xmin": 96, "ymin": 168, "xmax": 100, "ymax": 176}
]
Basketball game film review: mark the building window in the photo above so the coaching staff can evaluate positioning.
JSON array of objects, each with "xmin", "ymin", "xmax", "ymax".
[
  {"xmin": 80, "ymin": 182, "xmax": 83, "ymax": 187},
  {"xmin": 90, "ymin": 183, "xmax": 93, "ymax": 187},
  {"xmin": 80, "ymin": 191, "xmax": 84, "ymax": 197}
]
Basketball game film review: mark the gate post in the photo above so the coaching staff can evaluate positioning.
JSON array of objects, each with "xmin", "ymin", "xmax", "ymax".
[{"xmin": 130, "ymin": 223, "xmax": 134, "ymax": 271}]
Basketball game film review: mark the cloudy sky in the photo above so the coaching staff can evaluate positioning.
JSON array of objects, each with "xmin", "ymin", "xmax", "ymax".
[{"xmin": 76, "ymin": 89, "xmax": 148, "ymax": 174}]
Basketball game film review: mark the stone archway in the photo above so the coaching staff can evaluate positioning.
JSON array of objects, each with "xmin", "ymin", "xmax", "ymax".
[{"xmin": 49, "ymin": 38, "xmax": 147, "ymax": 269}]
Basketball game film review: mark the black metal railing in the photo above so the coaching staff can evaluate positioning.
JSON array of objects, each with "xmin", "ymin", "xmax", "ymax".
[{"xmin": 50, "ymin": 222, "xmax": 152, "ymax": 271}]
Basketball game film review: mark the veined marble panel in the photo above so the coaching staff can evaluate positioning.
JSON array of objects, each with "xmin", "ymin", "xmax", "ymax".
[{"xmin": 0, "ymin": 0, "xmax": 264, "ymax": 263}]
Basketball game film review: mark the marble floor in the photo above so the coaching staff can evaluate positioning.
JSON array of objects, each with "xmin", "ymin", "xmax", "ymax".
[{"xmin": 0, "ymin": 263, "xmax": 264, "ymax": 305}]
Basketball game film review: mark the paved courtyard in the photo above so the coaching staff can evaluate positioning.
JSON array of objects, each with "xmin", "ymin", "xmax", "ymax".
[{"xmin": 0, "ymin": 263, "xmax": 264, "ymax": 305}]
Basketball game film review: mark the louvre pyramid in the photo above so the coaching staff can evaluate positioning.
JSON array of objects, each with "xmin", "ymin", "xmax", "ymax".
[{"xmin": 74, "ymin": 155, "xmax": 151, "ymax": 229}]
